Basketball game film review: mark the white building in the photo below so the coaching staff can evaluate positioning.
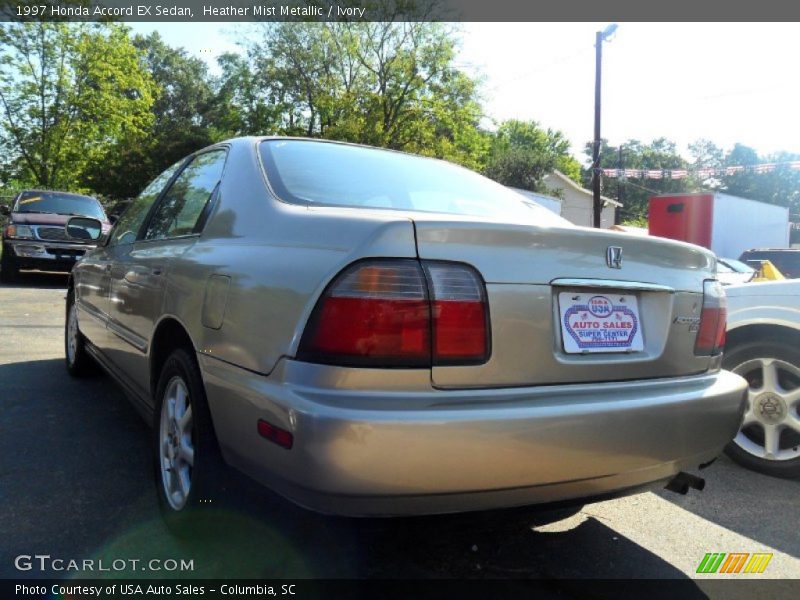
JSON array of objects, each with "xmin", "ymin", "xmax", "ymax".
[
  {"xmin": 510, "ymin": 188, "xmax": 563, "ymax": 217},
  {"xmin": 542, "ymin": 170, "xmax": 620, "ymax": 228}
]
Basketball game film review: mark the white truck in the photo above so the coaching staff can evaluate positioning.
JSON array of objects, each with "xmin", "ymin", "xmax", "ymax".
[{"xmin": 649, "ymin": 192, "xmax": 790, "ymax": 259}]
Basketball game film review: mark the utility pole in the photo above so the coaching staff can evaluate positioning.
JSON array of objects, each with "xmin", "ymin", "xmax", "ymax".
[
  {"xmin": 592, "ymin": 31, "xmax": 603, "ymax": 229},
  {"xmin": 616, "ymin": 145, "xmax": 624, "ymax": 225},
  {"xmin": 592, "ymin": 24, "xmax": 617, "ymax": 229}
]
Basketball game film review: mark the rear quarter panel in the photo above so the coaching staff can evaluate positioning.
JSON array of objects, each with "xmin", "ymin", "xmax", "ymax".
[{"xmin": 163, "ymin": 139, "xmax": 419, "ymax": 376}]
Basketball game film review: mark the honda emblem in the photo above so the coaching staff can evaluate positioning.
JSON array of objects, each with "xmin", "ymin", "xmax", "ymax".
[{"xmin": 606, "ymin": 246, "xmax": 623, "ymax": 269}]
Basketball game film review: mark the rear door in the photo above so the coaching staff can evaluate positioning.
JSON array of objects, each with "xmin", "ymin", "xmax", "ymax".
[
  {"xmin": 105, "ymin": 149, "xmax": 227, "ymax": 399},
  {"xmin": 78, "ymin": 168, "xmax": 181, "ymax": 349}
]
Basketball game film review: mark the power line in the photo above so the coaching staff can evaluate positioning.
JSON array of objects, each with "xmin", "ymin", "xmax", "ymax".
[{"xmin": 483, "ymin": 46, "xmax": 593, "ymax": 94}]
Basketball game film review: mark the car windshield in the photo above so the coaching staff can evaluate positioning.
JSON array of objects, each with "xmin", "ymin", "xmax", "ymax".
[
  {"xmin": 259, "ymin": 139, "xmax": 570, "ymax": 226},
  {"xmin": 15, "ymin": 190, "xmax": 105, "ymax": 220}
]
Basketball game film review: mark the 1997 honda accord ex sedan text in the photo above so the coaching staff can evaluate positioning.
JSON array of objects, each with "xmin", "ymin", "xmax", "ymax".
[{"xmin": 64, "ymin": 137, "xmax": 748, "ymax": 531}]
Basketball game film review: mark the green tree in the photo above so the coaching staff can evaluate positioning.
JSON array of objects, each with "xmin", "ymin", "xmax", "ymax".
[
  {"xmin": 211, "ymin": 51, "xmax": 284, "ymax": 137},
  {"xmin": 585, "ymin": 138, "xmax": 691, "ymax": 221},
  {"xmin": 218, "ymin": 20, "xmax": 487, "ymax": 168},
  {"xmin": 0, "ymin": 22, "xmax": 155, "ymax": 191},
  {"xmin": 688, "ymin": 140, "xmax": 799, "ymax": 213},
  {"xmin": 718, "ymin": 144, "xmax": 800, "ymax": 212},
  {"xmin": 84, "ymin": 31, "xmax": 217, "ymax": 198},
  {"xmin": 484, "ymin": 119, "xmax": 582, "ymax": 193}
]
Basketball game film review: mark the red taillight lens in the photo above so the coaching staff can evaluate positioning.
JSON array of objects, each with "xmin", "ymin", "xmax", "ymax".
[
  {"xmin": 299, "ymin": 260, "xmax": 431, "ymax": 366},
  {"xmin": 694, "ymin": 280, "xmax": 727, "ymax": 356},
  {"xmin": 424, "ymin": 263, "xmax": 489, "ymax": 364},
  {"xmin": 298, "ymin": 260, "xmax": 489, "ymax": 367}
]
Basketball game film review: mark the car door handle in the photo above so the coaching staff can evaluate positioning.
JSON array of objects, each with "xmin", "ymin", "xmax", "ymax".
[{"xmin": 152, "ymin": 267, "xmax": 163, "ymax": 276}]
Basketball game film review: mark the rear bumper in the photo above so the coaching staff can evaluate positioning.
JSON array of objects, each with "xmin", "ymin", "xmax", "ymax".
[{"xmin": 200, "ymin": 357, "xmax": 747, "ymax": 517}]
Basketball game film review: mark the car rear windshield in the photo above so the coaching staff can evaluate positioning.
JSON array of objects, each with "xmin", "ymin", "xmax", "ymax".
[
  {"xmin": 719, "ymin": 258, "xmax": 754, "ymax": 273},
  {"xmin": 259, "ymin": 139, "xmax": 569, "ymax": 225},
  {"xmin": 15, "ymin": 191, "xmax": 105, "ymax": 220}
]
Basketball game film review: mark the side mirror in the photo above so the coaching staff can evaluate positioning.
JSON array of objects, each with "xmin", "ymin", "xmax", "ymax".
[
  {"xmin": 65, "ymin": 216, "xmax": 103, "ymax": 241},
  {"xmin": 0, "ymin": 205, "xmax": 9, "ymax": 216}
]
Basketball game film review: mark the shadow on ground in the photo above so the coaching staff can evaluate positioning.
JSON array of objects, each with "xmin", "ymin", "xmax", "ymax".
[
  {"xmin": 0, "ymin": 270, "xmax": 69, "ymax": 290},
  {"xmin": 657, "ymin": 454, "xmax": 800, "ymax": 559}
]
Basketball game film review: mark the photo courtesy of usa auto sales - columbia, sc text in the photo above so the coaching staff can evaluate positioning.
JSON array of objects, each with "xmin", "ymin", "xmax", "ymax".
[{"xmin": 16, "ymin": 583, "xmax": 298, "ymax": 597}]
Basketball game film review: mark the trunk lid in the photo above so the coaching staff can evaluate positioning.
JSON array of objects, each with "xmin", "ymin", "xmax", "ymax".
[
  {"xmin": 413, "ymin": 216, "xmax": 716, "ymax": 388},
  {"xmin": 414, "ymin": 216, "xmax": 713, "ymax": 290}
]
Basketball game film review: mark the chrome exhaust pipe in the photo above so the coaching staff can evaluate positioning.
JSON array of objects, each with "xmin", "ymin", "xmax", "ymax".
[{"xmin": 664, "ymin": 471, "xmax": 705, "ymax": 495}]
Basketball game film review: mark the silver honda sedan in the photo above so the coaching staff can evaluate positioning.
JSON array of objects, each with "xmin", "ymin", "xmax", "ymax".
[{"xmin": 65, "ymin": 137, "xmax": 747, "ymax": 531}]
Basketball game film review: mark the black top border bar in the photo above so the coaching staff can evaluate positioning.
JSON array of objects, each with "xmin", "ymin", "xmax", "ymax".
[{"xmin": 3, "ymin": 0, "xmax": 800, "ymax": 22}]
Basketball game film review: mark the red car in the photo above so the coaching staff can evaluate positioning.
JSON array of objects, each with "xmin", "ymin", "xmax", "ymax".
[{"xmin": 1, "ymin": 189, "xmax": 111, "ymax": 282}]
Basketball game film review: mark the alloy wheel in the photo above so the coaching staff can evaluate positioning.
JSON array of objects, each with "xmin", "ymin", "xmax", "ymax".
[
  {"xmin": 66, "ymin": 303, "xmax": 78, "ymax": 365},
  {"xmin": 159, "ymin": 376, "xmax": 195, "ymax": 510},
  {"xmin": 732, "ymin": 357, "xmax": 800, "ymax": 461}
]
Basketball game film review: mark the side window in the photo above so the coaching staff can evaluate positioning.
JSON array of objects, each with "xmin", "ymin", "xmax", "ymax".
[
  {"xmin": 144, "ymin": 150, "xmax": 227, "ymax": 241},
  {"xmin": 109, "ymin": 161, "xmax": 183, "ymax": 246}
]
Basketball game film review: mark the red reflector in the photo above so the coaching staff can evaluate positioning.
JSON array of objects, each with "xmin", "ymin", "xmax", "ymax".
[
  {"xmin": 257, "ymin": 419, "xmax": 293, "ymax": 449},
  {"xmin": 432, "ymin": 300, "xmax": 487, "ymax": 361}
]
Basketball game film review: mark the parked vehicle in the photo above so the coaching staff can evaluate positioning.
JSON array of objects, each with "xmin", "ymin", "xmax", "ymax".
[
  {"xmin": 64, "ymin": 137, "xmax": 747, "ymax": 532},
  {"xmin": 724, "ymin": 280, "xmax": 800, "ymax": 478},
  {"xmin": 750, "ymin": 259, "xmax": 786, "ymax": 282},
  {"xmin": 716, "ymin": 257, "xmax": 755, "ymax": 286},
  {"xmin": 739, "ymin": 248, "xmax": 800, "ymax": 279},
  {"xmin": 1, "ymin": 190, "xmax": 111, "ymax": 282},
  {"xmin": 649, "ymin": 193, "xmax": 790, "ymax": 259}
]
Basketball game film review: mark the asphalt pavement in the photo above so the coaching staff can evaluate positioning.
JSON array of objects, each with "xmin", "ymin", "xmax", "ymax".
[{"xmin": 1, "ymin": 272, "xmax": 798, "ymax": 593}]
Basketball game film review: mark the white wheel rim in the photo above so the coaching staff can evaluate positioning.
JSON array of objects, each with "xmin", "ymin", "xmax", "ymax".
[
  {"xmin": 67, "ymin": 303, "xmax": 78, "ymax": 365},
  {"xmin": 732, "ymin": 357, "xmax": 800, "ymax": 462},
  {"xmin": 159, "ymin": 376, "xmax": 195, "ymax": 510}
]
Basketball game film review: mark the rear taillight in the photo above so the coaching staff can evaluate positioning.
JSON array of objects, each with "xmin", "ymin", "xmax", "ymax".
[
  {"xmin": 424, "ymin": 262, "xmax": 489, "ymax": 365},
  {"xmin": 694, "ymin": 280, "xmax": 727, "ymax": 356},
  {"xmin": 298, "ymin": 259, "xmax": 489, "ymax": 367}
]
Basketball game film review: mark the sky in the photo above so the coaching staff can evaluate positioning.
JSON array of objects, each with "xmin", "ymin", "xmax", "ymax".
[{"xmin": 128, "ymin": 22, "xmax": 800, "ymax": 162}]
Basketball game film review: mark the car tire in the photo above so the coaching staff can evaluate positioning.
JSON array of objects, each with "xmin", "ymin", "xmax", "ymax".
[
  {"xmin": 0, "ymin": 247, "xmax": 19, "ymax": 283},
  {"xmin": 65, "ymin": 290, "xmax": 96, "ymax": 377},
  {"xmin": 153, "ymin": 347, "xmax": 228, "ymax": 536},
  {"xmin": 723, "ymin": 340, "xmax": 800, "ymax": 478}
]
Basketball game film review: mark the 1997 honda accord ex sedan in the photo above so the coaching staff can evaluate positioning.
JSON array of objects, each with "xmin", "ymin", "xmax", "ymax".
[{"xmin": 64, "ymin": 137, "xmax": 748, "ymax": 531}]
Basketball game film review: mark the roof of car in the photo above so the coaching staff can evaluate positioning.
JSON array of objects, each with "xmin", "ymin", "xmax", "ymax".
[
  {"xmin": 16, "ymin": 189, "xmax": 98, "ymax": 200},
  {"xmin": 226, "ymin": 135, "xmax": 458, "ymax": 163},
  {"xmin": 741, "ymin": 248, "xmax": 799, "ymax": 253}
]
